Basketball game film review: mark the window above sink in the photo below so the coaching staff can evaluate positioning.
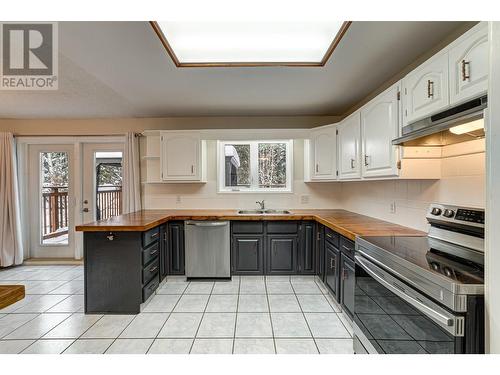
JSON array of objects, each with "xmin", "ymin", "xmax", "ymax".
[{"xmin": 217, "ymin": 140, "xmax": 293, "ymax": 193}]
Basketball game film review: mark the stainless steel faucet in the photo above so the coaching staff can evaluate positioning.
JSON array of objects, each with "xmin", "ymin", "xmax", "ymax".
[{"xmin": 256, "ymin": 200, "xmax": 265, "ymax": 210}]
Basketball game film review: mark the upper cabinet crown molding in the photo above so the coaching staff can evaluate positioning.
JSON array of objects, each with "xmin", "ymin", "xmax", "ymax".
[{"xmin": 448, "ymin": 22, "xmax": 489, "ymax": 106}]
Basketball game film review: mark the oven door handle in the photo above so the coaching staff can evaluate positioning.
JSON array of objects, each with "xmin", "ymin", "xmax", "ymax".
[{"xmin": 355, "ymin": 255, "xmax": 457, "ymax": 329}]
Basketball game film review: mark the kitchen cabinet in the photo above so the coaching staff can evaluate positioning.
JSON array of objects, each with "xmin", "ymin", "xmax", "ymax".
[
  {"xmin": 168, "ymin": 221, "xmax": 185, "ymax": 275},
  {"xmin": 340, "ymin": 253, "xmax": 355, "ymax": 319},
  {"xmin": 325, "ymin": 241, "xmax": 341, "ymax": 302},
  {"xmin": 402, "ymin": 52, "xmax": 449, "ymax": 126},
  {"xmin": 232, "ymin": 235, "xmax": 264, "ymax": 274},
  {"xmin": 316, "ymin": 225, "xmax": 325, "ymax": 281},
  {"xmin": 266, "ymin": 235, "xmax": 298, "ymax": 274},
  {"xmin": 299, "ymin": 222, "xmax": 316, "ymax": 274},
  {"xmin": 449, "ymin": 22, "xmax": 489, "ymax": 106},
  {"xmin": 337, "ymin": 111, "xmax": 361, "ymax": 180},
  {"xmin": 160, "ymin": 131, "xmax": 205, "ymax": 181},
  {"xmin": 159, "ymin": 224, "xmax": 168, "ymax": 281},
  {"xmin": 310, "ymin": 125, "xmax": 337, "ymax": 180},
  {"xmin": 361, "ymin": 83, "xmax": 400, "ymax": 178}
]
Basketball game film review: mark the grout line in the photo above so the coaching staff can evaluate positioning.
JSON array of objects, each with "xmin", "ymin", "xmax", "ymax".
[
  {"xmin": 264, "ymin": 277, "xmax": 277, "ymax": 354},
  {"xmin": 231, "ymin": 277, "xmax": 240, "ymax": 354},
  {"xmin": 294, "ymin": 289, "xmax": 320, "ymax": 354},
  {"xmin": 188, "ymin": 281, "xmax": 211, "ymax": 353},
  {"xmin": 145, "ymin": 278, "xmax": 188, "ymax": 354}
]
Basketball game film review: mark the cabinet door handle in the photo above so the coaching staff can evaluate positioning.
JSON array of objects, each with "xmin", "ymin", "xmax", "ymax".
[
  {"xmin": 364, "ymin": 155, "xmax": 369, "ymax": 166},
  {"xmin": 350, "ymin": 158, "xmax": 355, "ymax": 169},
  {"xmin": 342, "ymin": 268, "xmax": 348, "ymax": 280},
  {"xmin": 191, "ymin": 165, "xmax": 194, "ymax": 174},
  {"xmin": 461, "ymin": 60, "xmax": 470, "ymax": 81},
  {"xmin": 427, "ymin": 80, "xmax": 434, "ymax": 98},
  {"xmin": 315, "ymin": 163, "xmax": 319, "ymax": 173},
  {"xmin": 330, "ymin": 258, "xmax": 335, "ymax": 269}
]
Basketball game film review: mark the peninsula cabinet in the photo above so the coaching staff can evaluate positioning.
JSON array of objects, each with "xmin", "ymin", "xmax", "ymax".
[
  {"xmin": 309, "ymin": 124, "xmax": 337, "ymax": 180},
  {"xmin": 337, "ymin": 111, "xmax": 361, "ymax": 180},
  {"xmin": 160, "ymin": 131, "xmax": 206, "ymax": 182},
  {"xmin": 402, "ymin": 52, "xmax": 449, "ymax": 126},
  {"xmin": 361, "ymin": 83, "xmax": 400, "ymax": 178},
  {"xmin": 448, "ymin": 22, "xmax": 489, "ymax": 106}
]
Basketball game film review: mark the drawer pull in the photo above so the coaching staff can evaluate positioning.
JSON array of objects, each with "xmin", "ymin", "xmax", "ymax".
[
  {"xmin": 461, "ymin": 59, "xmax": 470, "ymax": 81},
  {"xmin": 151, "ymin": 232, "xmax": 159, "ymax": 239},
  {"xmin": 148, "ymin": 283, "xmax": 157, "ymax": 291},
  {"xmin": 149, "ymin": 249, "xmax": 158, "ymax": 256},
  {"xmin": 342, "ymin": 245, "xmax": 352, "ymax": 253},
  {"xmin": 326, "ymin": 233, "xmax": 332, "ymax": 238},
  {"xmin": 149, "ymin": 266, "xmax": 158, "ymax": 273}
]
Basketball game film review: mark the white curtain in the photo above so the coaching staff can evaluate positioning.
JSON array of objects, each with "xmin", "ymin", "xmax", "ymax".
[
  {"xmin": 123, "ymin": 132, "xmax": 142, "ymax": 214},
  {"xmin": 0, "ymin": 133, "xmax": 24, "ymax": 267}
]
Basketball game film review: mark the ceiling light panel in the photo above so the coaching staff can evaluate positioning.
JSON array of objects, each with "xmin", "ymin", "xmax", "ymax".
[{"xmin": 154, "ymin": 21, "xmax": 348, "ymax": 65}]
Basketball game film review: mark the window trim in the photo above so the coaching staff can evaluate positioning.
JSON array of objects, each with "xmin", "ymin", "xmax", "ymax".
[{"xmin": 217, "ymin": 139, "xmax": 293, "ymax": 193}]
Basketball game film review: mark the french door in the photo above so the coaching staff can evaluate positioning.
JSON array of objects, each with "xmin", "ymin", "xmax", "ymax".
[
  {"xmin": 26, "ymin": 141, "xmax": 124, "ymax": 259},
  {"xmin": 28, "ymin": 144, "xmax": 76, "ymax": 258},
  {"xmin": 81, "ymin": 143, "xmax": 124, "ymax": 225}
]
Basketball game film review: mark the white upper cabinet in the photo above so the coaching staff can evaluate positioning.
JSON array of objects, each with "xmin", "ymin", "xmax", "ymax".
[
  {"xmin": 449, "ymin": 22, "xmax": 489, "ymax": 106},
  {"xmin": 337, "ymin": 112, "xmax": 361, "ymax": 180},
  {"xmin": 361, "ymin": 83, "xmax": 400, "ymax": 178},
  {"xmin": 160, "ymin": 131, "xmax": 203, "ymax": 181},
  {"xmin": 310, "ymin": 125, "xmax": 337, "ymax": 180},
  {"xmin": 402, "ymin": 52, "xmax": 449, "ymax": 125}
]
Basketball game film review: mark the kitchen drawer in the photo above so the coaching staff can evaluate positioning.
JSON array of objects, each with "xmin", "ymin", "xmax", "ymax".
[
  {"xmin": 142, "ymin": 242, "xmax": 159, "ymax": 266},
  {"xmin": 142, "ymin": 227, "xmax": 160, "ymax": 248},
  {"xmin": 232, "ymin": 221, "xmax": 264, "ymax": 234},
  {"xmin": 142, "ymin": 275, "xmax": 159, "ymax": 302},
  {"xmin": 324, "ymin": 227, "xmax": 340, "ymax": 248},
  {"xmin": 142, "ymin": 257, "xmax": 159, "ymax": 284},
  {"xmin": 267, "ymin": 221, "xmax": 299, "ymax": 234},
  {"xmin": 340, "ymin": 237, "xmax": 355, "ymax": 260}
]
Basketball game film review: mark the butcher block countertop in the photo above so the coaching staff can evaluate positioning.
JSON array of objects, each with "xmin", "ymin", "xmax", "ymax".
[{"xmin": 75, "ymin": 209, "xmax": 425, "ymax": 241}]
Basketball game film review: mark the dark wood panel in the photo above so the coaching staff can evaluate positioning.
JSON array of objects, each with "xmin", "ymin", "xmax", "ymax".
[
  {"xmin": 266, "ymin": 235, "xmax": 297, "ymax": 274},
  {"xmin": 232, "ymin": 235, "xmax": 264, "ymax": 275}
]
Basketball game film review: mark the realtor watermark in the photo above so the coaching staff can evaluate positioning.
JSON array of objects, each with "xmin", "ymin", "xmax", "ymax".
[{"xmin": 0, "ymin": 22, "xmax": 58, "ymax": 90}]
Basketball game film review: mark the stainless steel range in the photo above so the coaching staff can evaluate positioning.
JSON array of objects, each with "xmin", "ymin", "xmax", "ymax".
[{"xmin": 354, "ymin": 203, "xmax": 485, "ymax": 354}]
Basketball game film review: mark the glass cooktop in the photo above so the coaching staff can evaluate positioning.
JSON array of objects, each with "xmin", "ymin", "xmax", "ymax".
[{"xmin": 358, "ymin": 236, "xmax": 484, "ymax": 285}]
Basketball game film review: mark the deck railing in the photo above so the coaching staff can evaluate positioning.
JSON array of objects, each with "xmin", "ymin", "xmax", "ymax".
[
  {"xmin": 42, "ymin": 185, "xmax": 122, "ymax": 239},
  {"xmin": 96, "ymin": 186, "xmax": 122, "ymax": 220},
  {"xmin": 42, "ymin": 186, "xmax": 69, "ymax": 240}
]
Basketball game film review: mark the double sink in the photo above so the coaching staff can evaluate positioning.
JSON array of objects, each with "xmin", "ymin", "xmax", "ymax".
[{"xmin": 238, "ymin": 209, "xmax": 291, "ymax": 215}]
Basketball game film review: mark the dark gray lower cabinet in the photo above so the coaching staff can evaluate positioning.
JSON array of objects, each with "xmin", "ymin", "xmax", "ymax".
[
  {"xmin": 299, "ymin": 222, "xmax": 315, "ymax": 274},
  {"xmin": 340, "ymin": 253, "xmax": 355, "ymax": 319},
  {"xmin": 267, "ymin": 235, "xmax": 297, "ymax": 274},
  {"xmin": 232, "ymin": 235, "xmax": 264, "ymax": 274},
  {"xmin": 159, "ymin": 224, "xmax": 168, "ymax": 281},
  {"xmin": 325, "ymin": 241, "xmax": 340, "ymax": 301},
  {"xmin": 168, "ymin": 221, "xmax": 185, "ymax": 275},
  {"xmin": 317, "ymin": 225, "xmax": 325, "ymax": 281}
]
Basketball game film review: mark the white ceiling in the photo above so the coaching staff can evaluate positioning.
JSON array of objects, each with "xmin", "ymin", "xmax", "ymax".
[{"xmin": 0, "ymin": 21, "xmax": 468, "ymax": 119}]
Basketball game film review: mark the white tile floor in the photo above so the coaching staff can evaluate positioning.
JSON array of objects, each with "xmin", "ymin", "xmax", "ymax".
[{"xmin": 0, "ymin": 265, "xmax": 353, "ymax": 354}]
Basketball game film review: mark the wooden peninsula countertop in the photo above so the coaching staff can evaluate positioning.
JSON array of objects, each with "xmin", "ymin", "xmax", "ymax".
[{"xmin": 76, "ymin": 209, "xmax": 425, "ymax": 241}]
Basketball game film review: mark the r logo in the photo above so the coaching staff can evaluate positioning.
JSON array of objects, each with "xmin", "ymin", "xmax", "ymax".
[{"xmin": 2, "ymin": 23, "xmax": 53, "ymax": 75}]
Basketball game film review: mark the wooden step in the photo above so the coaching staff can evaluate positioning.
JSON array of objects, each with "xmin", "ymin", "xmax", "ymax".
[{"xmin": 0, "ymin": 285, "xmax": 25, "ymax": 310}]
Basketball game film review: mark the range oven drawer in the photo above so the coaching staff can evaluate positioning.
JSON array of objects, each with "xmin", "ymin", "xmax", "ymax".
[{"xmin": 353, "ymin": 253, "xmax": 475, "ymax": 354}]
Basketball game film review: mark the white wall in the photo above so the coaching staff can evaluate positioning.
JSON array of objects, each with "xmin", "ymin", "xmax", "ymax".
[
  {"xmin": 340, "ymin": 149, "xmax": 485, "ymax": 232},
  {"xmin": 142, "ymin": 139, "xmax": 343, "ymax": 210}
]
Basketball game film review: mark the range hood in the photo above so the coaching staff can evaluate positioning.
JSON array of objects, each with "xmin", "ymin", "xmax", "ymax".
[{"xmin": 393, "ymin": 96, "xmax": 487, "ymax": 146}]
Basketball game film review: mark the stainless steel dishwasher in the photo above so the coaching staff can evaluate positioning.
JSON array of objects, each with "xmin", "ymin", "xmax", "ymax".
[{"xmin": 185, "ymin": 221, "xmax": 231, "ymax": 279}]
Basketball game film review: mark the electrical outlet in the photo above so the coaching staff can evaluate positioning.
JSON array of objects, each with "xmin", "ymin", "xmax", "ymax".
[
  {"xmin": 300, "ymin": 195, "xmax": 310, "ymax": 204},
  {"xmin": 176, "ymin": 195, "xmax": 181, "ymax": 204},
  {"xmin": 390, "ymin": 201, "xmax": 396, "ymax": 214}
]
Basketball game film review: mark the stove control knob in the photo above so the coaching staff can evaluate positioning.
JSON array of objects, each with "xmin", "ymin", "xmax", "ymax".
[
  {"xmin": 443, "ymin": 209, "xmax": 455, "ymax": 218},
  {"xmin": 431, "ymin": 207, "xmax": 442, "ymax": 216}
]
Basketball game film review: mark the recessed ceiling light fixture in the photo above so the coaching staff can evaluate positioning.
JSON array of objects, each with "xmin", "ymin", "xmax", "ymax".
[{"xmin": 150, "ymin": 20, "xmax": 351, "ymax": 67}]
